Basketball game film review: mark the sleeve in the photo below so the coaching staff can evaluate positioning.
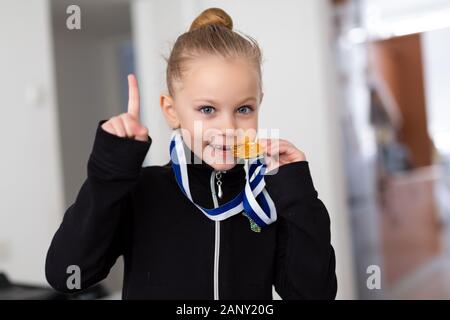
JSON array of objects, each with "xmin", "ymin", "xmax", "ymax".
[
  {"xmin": 45, "ymin": 119, "xmax": 151, "ymax": 293},
  {"xmin": 265, "ymin": 161, "xmax": 337, "ymax": 300}
]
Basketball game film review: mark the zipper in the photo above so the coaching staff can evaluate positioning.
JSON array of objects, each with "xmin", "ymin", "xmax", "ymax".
[
  {"xmin": 210, "ymin": 169, "xmax": 225, "ymax": 300},
  {"xmin": 215, "ymin": 171, "xmax": 223, "ymax": 199}
]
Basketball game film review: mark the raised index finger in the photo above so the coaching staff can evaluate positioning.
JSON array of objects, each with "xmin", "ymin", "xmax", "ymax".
[{"xmin": 127, "ymin": 74, "xmax": 140, "ymax": 120}]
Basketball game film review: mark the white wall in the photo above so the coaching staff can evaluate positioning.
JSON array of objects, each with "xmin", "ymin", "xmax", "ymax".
[
  {"xmin": 132, "ymin": 0, "xmax": 356, "ymax": 299},
  {"xmin": 131, "ymin": 0, "xmax": 189, "ymax": 166},
  {"xmin": 363, "ymin": 0, "xmax": 450, "ymax": 18},
  {"xmin": 422, "ymin": 28, "xmax": 450, "ymax": 153},
  {"xmin": 0, "ymin": 0, "xmax": 65, "ymax": 285},
  {"xmin": 362, "ymin": 0, "xmax": 450, "ymax": 38}
]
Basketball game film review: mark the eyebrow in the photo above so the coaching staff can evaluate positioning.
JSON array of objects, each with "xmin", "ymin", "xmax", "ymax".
[{"xmin": 193, "ymin": 97, "xmax": 257, "ymax": 105}]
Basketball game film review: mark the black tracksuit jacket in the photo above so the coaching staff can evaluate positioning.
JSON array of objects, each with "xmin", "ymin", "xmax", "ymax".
[{"xmin": 45, "ymin": 119, "xmax": 337, "ymax": 299}]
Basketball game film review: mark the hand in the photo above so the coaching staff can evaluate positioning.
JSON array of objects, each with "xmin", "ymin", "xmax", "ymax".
[
  {"xmin": 258, "ymin": 138, "xmax": 306, "ymax": 173},
  {"xmin": 101, "ymin": 74, "xmax": 149, "ymax": 142}
]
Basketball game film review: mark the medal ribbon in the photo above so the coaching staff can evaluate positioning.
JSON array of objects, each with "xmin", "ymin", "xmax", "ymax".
[{"xmin": 169, "ymin": 130, "xmax": 277, "ymax": 228}]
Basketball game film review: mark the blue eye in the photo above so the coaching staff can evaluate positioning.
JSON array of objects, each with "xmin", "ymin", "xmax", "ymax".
[
  {"xmin": 237, "ymin": 105, "xmax": 253, "ymax": 114},
  {"xmin": 199, "ymin": 106, "xmax": 215, "ymax": 114}
]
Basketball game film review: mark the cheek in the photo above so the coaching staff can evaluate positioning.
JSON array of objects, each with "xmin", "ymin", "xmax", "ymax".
[{"xmin": 180, "ymin": 111, "xmax": 259, "ymax": 147}]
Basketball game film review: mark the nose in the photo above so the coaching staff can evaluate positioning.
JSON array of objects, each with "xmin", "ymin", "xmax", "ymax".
[
  {"xmin": 216, "ymin": 113, "xmax": 236, "ymax": 144},
  {"xmin": 219, "ymin": 111, "xmax": 236, "ymax": 130}
]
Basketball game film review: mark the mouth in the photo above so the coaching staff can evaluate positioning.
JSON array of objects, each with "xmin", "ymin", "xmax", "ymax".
[
  {"xmin": 208, "ymin": 144, "xmax": 234, "ymax": 152},
  {"xmin": 207, "ymin": 136, "xmax": 261, "ymax": 158},
  {"xmin": 232, "ymin": 140, "xmax": 264, "ymax": 159}
]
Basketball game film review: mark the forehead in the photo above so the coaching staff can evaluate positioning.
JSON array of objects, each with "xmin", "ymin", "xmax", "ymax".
[{"xmin": 177, "ymin": 56, "xmax": 260, "ymax": 101}]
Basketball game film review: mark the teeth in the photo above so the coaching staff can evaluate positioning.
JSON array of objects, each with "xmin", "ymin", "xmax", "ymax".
[{"xmin": 210, "ymin": 144, "xmax": 232, "ymax": 151}]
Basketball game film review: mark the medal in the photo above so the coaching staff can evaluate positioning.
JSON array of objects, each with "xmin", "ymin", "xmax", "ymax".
[
  {"xmin": 232, "ymin": 136, "xmax": 264, "ymax": 159},
  {"xmin": 169, "ymin": 130, "xmax": 277, "ymax": 229}
]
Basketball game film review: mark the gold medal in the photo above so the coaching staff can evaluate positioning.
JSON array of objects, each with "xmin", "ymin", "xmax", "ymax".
[{"xmin": 233, "ymin": 136, "xmax": 264, "ymax": 159}]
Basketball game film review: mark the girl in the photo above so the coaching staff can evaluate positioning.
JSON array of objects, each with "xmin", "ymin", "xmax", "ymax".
[{"xmin": 45, "ymin": 7, "xmax": 337, "ymax": 300}]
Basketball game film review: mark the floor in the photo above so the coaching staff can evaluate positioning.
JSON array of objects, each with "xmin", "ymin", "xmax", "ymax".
[{"xmin": 381, "ymin": 159, "xmax": 450, "ymax": 299}]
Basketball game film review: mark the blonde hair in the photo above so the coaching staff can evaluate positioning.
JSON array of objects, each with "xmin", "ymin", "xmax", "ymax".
[{"xmin": 164, "ymin": 7, "xmax": 263, "ymax": 97}]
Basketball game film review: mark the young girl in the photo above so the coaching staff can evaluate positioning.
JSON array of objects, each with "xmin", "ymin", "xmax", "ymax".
[{"xmin": 45, "ymin": 7, "xmax": 337, "ymax": 300}]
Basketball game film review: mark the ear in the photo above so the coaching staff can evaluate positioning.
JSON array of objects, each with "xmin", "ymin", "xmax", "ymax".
[
  {"xmin": 160, "ymin": 94, "xmax": 180, "ymax": 129},
  {"xmin": 259, "ymin": 91, "xmax": 264, "ymax": 105}
]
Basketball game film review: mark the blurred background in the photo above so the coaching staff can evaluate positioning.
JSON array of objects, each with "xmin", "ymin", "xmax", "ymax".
[{"xmin": 1, "ymin": 0, "xmax": 450, "ymax": 300}]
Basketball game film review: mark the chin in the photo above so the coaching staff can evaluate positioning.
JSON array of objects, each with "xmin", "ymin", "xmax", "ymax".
[
  {"xmin": 209, "ymin": 162, "xmax": 237, "ymax": 172},
  {"xmin": 202, "ymin": 144, "xmax": 238, "ymax": 171}
]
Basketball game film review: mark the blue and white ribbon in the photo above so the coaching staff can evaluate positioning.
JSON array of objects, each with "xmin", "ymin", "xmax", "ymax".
[{"xmin": 169, "ymin": 129, "xmax": 277, "ymax": 228}]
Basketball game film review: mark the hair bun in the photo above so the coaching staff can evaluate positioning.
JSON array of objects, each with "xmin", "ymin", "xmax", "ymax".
[{"xmin": 189, "ymin": 8, "xmax": 233, "ymax": 32}]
